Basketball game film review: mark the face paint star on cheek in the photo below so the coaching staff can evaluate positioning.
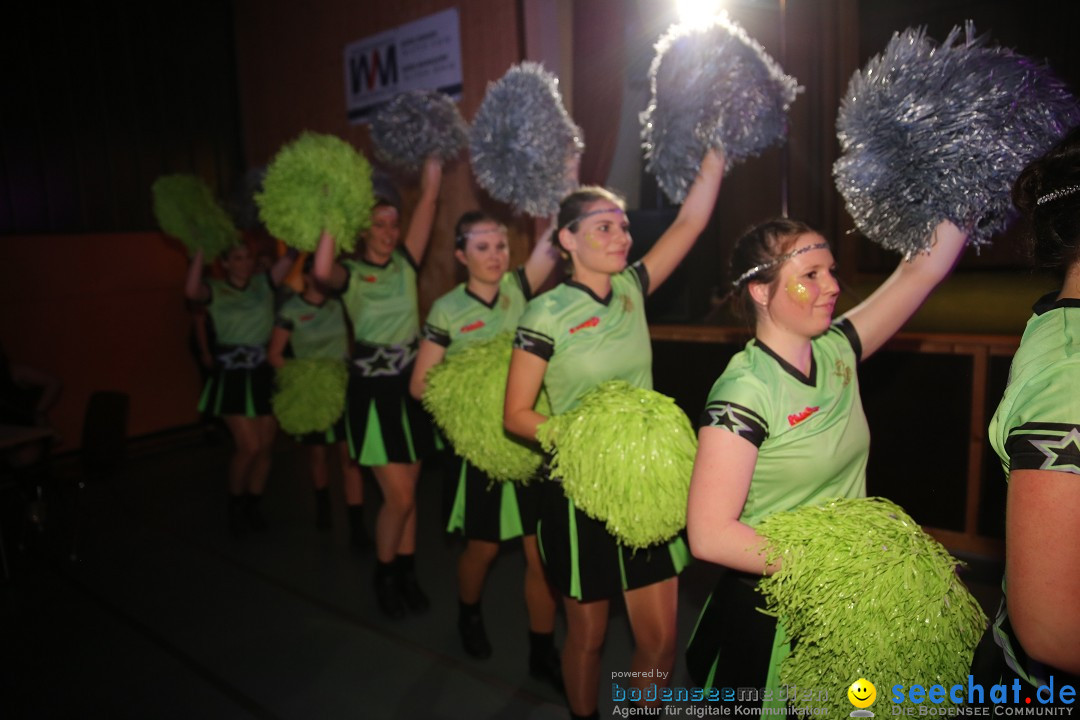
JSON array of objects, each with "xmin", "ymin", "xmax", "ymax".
[
  {"xmin": 785, "ymin": 277, "xmax": 811, "ymax": 305},
  {"xmin": 583, "ymin": 230, "xmax": 604, "ymax": 251}
]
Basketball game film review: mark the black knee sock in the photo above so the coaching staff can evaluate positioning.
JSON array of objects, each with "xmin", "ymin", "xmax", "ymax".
[
  {"xmin": 459, "ymin": 600, "xmax": 481, "ymax": 623},
  {"xmin": 375, "ymin": 560, "xmax": 396, "ymax": 580},
  {"xmin": 395, "ymin": 553, "xmax": 416, "ymax": 574},
  {"xmin": 528, "ymin": 630, "xmax": 555, "ymax": 661}
]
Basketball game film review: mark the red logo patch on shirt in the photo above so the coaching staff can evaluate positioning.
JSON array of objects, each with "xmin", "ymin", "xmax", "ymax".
[
  {"xmin": 787, "ymin": 406, "xmax": 820, "ymax": 427},
  {"xmin": 361, "ymin": 275, "xmax": 378, "ymax": 283},
  {"xmin": 461, "ymin": 320, "xmax": 485, "ymax": 333},
  {"xmin": 299, "ymin": 313, "xmax": 316, "ymax": 323},
  {"xmin": 569, "ymin": 316, "xmax": 600, "ymax": 334}
]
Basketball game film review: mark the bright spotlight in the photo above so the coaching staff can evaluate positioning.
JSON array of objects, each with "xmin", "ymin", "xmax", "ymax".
[{"xmin": 676, "ymin": 0, "xmax": 725, "ymax": 26}]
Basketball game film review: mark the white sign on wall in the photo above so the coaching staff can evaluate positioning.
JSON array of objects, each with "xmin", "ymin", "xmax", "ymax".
[{"xmin": 344, "ymin": 7, "xmax": 464, "ymax": 123}]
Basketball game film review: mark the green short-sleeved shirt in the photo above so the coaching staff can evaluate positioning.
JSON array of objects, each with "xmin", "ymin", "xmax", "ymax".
[
  {"xmin": 698, "ymin": 320, "xmax": 868, "ymax": 528},
  {"xmin": 515, "ymin": 262, "xmax": 652, "ymax": 415},
  {"xmin": 204, "ymin": 273, "xmax": 274, "ymax": 347},
  {"xmin": 989, "ymin": 295, "xmax": 1080, "ymax": 476},
  {"xmin": 340, "ymin": 248, "xmax": 419, "ymax": 347},
  {"xmin": 986, "ymin": 294, "xmax": 1080, "ymax": 687},
  {"xmin": 275, "ymin": 293, "xmax": 349, "ymax": 360},
  {"xmin": 423, "ymin": 268, "xmax": 532, "ymax": 358}
]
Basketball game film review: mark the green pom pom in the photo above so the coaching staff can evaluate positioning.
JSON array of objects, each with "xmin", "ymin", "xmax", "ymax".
[
  {"xmin": 422, "ymin": 333, "xmax": 548, "ymax": 482},
  {"xmin": 536, "ymin": 381, "xmax": 696, "ymax": 549},
  {"xmin": 256, "ymin": 132, "xmax": 375, "ymax": 253},
  {"xmin": 272, "ymin": 358, "xmax": 348, "ymax": 435},
  {"xmin": 151, "ymin": 174, "xmax": 238, "ymax": 257},
  {"xmin": 756, "ymin": 497, "xmax": 987, "ymax": 715}
]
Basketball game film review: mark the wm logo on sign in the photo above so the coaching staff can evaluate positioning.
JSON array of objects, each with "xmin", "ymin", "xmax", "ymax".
[{"xmin": 348, "ymin": 45, "xmax": 398, "ymax": 95}]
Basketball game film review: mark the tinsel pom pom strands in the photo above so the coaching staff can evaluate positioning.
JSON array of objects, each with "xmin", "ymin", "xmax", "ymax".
[
  {"xmin": 369, "ymin": 90, "xmax": 468, "ymax": 175},
  {"xmin": 756, "ymin": 497, "xmax": 987, "ymax": 716},
  {"xmin": 272, "ymin": 358, "xmax": 348, "ymax": 436},
  {"xmin": 834, "ymin": 22, "xmax": 1080, "ymax": 257},
  {"xmin": 255, "ymin": 132, "xmax": 375, "ymax": 254},
  {"xmin": 152, "ymin": 174, "xmax": 238, "ymax": 257},
  {"xmin": 422, "ymin": 334, "xmax": 549, "ymax": 483},
  {"xmin": 469, "ymin": 62, "xmax": 584, "ymax": 217},
  {"xmin": 640, "ymin": 13, "xmax": 801, "ymax": 203},
  {"xmin": 536, "ymin": 381, "xmax": 697, "ymax": 549}
]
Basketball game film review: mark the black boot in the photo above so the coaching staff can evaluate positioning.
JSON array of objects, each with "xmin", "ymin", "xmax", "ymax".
[
  {"xmin": 528, "ymin": 630, "xmax": 563, "ymax": 692},
  {"xmin": 395, "ymin": 554, "xmax": 429, "ymax": 614},
  {"xmin": 314, "ymin": 487, "xmax": 331, "ymax": 530},
  {"xmin": 374, "ymin": 561, "xmax": 406, "ymax": 620},
  {"xmin": 347, "ymin": 504, "xmax": 371, "ymax": 551},
  {"xmin": 458, "ymin": 601, "xmax": 492, "ymax": 659}
]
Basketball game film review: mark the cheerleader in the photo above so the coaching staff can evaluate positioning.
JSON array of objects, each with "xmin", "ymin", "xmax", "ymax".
[
  {"xmin": 313, "ymin": 156, "xmax": 442, "ymax": 619},
  {"xmin": 186, "ymin": 243, "xmax": 292, "ymax": 536},
  {"xmin": 503, "ymin": 150, "xmax": 724, "ymax": 719},
  {"xmin": 684, "ymin": 217, "xmax": 967, "ymax": 704},
  {"xmin": 973, "ymin": 126, "xmax": 1080, "ymax": 687},
  {"xmin": 267, "ymin": 256, "xmax": 369, "ymax": 548},
  {"xmin": 409, "ymin": 211, "xmax": 562, "ymax": 684}
]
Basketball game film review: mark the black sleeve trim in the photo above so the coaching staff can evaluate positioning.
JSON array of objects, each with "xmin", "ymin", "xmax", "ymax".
[
  {"xmin": 515, "ymin": 266, "xmax": 534, "ymax": 301},
  {"xmin": 1004, "ymin": 422, "xmax": 1080, "ymax": 474},
  {"xmin": 422, "ymin": 323, "xmax": 451, "ymax": 348},
  {"xmin": 514, "ymin": 327, "xmax": 554, "ymax": 361},
  {"xmin": 631, "ymin": 260, "xmax": 650, "ymax": 296},
  {"xmin": 398, "ymin": 247, "xmax": 419, "ymax": 271},
  {"xmin": 699, "ymin": 400, "xmax": 768, "ymax": 447},
  {"xmin": 833, "ymin": 318, "xmax": 863, "ymax": 363}
]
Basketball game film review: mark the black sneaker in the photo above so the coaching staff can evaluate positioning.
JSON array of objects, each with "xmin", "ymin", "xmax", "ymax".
[
  {"xmin": 397, "ymin": 571, "xmax": 430, "ymax": 614},
  {"xmin": 374, "ymin": 572, "xmax": 406, "ymax": 620},
  {"xmin": 458, "ymin": 613, "xmax": 493, "ymax": 659},
  {"xmin": 529, "ymin": 646, "xmax": 564, "ymax": 692}
]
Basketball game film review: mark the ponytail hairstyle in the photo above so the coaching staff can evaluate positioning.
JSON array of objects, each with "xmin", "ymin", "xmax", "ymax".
[{"xmin": 1013, "ymin": 124, "xmax": 1080, "ymax": 279}]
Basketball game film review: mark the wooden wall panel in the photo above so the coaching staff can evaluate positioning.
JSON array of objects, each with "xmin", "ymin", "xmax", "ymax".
[{"xmin": 233, "ymin": 0, "xmax": 529, "ymax": 314}]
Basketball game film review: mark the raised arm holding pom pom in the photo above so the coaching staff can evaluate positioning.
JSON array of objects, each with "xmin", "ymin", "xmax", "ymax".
[
  {"xmin": 312, "ymin": 157, "xmax": 443, "ymax": 621},
  {"xmin": 503, "ymin": 149, "xmax": 723, "ymax": 718},
  {"xmin": 685, "ymin": 216, "xmax": 967, "ymax": 705}
]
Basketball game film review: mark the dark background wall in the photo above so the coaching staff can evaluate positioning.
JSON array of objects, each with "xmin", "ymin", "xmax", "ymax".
[{"xmin": 1, "ymin": 0, "xmax": 1077, "ymax": 453}]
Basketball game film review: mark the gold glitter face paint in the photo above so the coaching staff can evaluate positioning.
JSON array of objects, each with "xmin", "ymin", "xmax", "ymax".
[
  {"xmin": 786, "ymin": 277, "xmax": 811, "ymax": 305},
  {"xmin": 583, "ymin": 230, "xmax": 604, "ymax": 250}
]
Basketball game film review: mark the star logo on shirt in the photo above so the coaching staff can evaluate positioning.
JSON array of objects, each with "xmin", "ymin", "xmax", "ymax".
[
  {"xmin": 219, "ymin": 346, "xmax": 267, "ymax": 370},
  {"xmin": 1029, "ymin": 427, "xmax": 1080, "ymax": 474},
  {"xmin": 707, "ymin": 404, "xmax": 751, "ymax": 438}
]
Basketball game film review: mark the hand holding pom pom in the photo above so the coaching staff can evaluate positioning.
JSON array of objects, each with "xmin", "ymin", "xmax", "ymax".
[
  {"xmin": 469, "ymin": 62, "xmax": 584, "ymax": 217},
  {"xmin": 369, "ymin": 90, "xmax": 468, "ymax": 176},
  {"xmin": 641, "ymin": 14, "xmax": 801, "ymax": 203},
  {"xmin": 834, "ymin": 22, "xmax": 1080, "ymax": 257},
  {"xmin": 255, "ymin": 132, "xmax": 375, "ymax": 254}
]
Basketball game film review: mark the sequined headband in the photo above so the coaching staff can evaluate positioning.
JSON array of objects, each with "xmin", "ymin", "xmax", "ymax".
[
  {"xmin": 1036, "ymin": 185, "xmax": 1080, "ymax": 206},
  {"xmin": 731, "ymin": 241, "xmax": 831, "ymax": 288},
  {"xmin": 558, "ymin": 206, "xmax": 626, "ymax": 232}
]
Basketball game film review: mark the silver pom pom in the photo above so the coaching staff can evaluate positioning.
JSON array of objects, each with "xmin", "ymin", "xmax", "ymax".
[
  {"xmin": 641, "ymin": 14, "xmax": 801, "ymax": 203},
  {"xmin": 835, "ymin": 22, "xmax": 1080, "ymax": 257},
  {"xmin": 469, "ymin": 62, "xmax": 584, "ymax": 217},
  {"xmin": 369, "ymin": 90, "xmax": 468, "ymax": 175}
]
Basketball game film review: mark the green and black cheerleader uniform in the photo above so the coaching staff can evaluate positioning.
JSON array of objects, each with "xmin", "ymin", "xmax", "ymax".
[
  {"xmin": 197, "ymin": 273, "xmax": 276, "ymax": 417},
  {"xmin": 340, "ymin": 248, "xmax": 436, "ymax": 464},
  {"xmin": 972, "ymin": 294, "xmax": 1080, "ymax": 691},
  {"xmin": 275, "ymin": 291, "xmax": 351, "ymax": 445},
  {"xmin": 514, "ymin": 261, "xmax": 691, "ymax": 602},
  {"xmin": 424, "ymin": 268, "xmax": 542, "ymax": 542},
  {"xmin": 686, "ymin": 320, "xmax": 868, "ymax": 698}
]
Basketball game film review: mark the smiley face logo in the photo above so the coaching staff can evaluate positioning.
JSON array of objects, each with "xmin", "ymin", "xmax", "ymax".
[{"xmin": 848, "ymin": 678, "xmax": 876, "ymax": 709}]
